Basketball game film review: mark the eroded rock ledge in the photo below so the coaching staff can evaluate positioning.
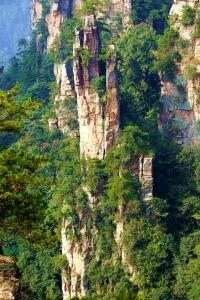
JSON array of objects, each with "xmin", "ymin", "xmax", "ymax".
[{"xmin": 0, "ymin": 256, "xmax": 19, "ymax": 300}]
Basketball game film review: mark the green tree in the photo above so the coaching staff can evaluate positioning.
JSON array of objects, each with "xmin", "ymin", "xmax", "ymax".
[
  {"xmin": 180, "ymin": 5, "xmax": 195, "ymax": 26},
  {"xmin": 131, "ymin": 0, "xmax": 172, "ymax": 33},
  {"xmin": 0, "ymin": 85, "xmax": 44, "ymax": 234},
  {"xmin": 153, "ymin": 27, "xmax": 181, "ymax": 79},
  {"xmin": 117, "ymin": 24, "xmax": 160, "ymax": 126}
]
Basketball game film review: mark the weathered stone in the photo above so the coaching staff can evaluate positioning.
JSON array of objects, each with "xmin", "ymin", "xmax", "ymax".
[
  {"xmin": 160, "ymin": 0, "xmax": 200, "ymax": 145},
  {"xmin": 104, "ymin": 45, "xmax": 120, "ymax": 152},
  {"xmin": 31, "ymin": 0, "xmax": 42, "ymax": 28},
  {"xmin": 0, "ymin": 256, "xmax": 19, "ymax": 300},
  {"xmin": 43, "ymin": 0, "xmax": 77, "ymax": 135},
  {"xmin": 107, "ymin": 0, "xmax": 132, "ymax": 27},
  {"xmin": 45, "ymin": 1, "xmax": 70, "ymax": 51},
  {"xmin": 54, "ymin": 62, "xmax": 74, "ymax": 133},
  {"xmin": 61, "ymin": 219, "xmax": 88, "ymax": 300},
  {"xmin": 41, "ymin": 2, "xmax": 151, "ymax": 299},
  {"xmin": 139, "ymin": 157, "xmax": 153, "ymax": 202},
  {"xmin": 54, "ymin": 63, "xmax": 73, "ymax": 100},
  {"xmin": 74, "ymin": 16, "xmax": 120, "ymax": 159},
  {"xmin": 48, "ymin": 118, "xmax": 58, "ymax": 130},
  {"xmin": 73, "ymin": 15, "xmax": 105, "ymax": 159}
]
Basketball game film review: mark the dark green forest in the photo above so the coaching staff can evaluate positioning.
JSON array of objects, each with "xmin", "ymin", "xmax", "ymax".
[{"xmin": 1, "ymin": 0, "xmax": 200, "ymax": 299}]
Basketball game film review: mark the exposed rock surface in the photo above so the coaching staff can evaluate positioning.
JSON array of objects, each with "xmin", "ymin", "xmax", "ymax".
[
  {"xmin": 54, "ymin": 62, "xmax": 74, "ymax": 133},
  {"xmin": 31, "ymin": 0, "xmax": 42, "ymax": 28},
  {"xmin": 108, "ymin": 0, "xmax": 132, "ymax": 27},
  {"xmin": 139, "ymin": 157, "xmax": 153, "ymax": 202},
  {"xmin": 73, "ymin": 15, "xmax": 120, "ymax": 159},
  {"xmin": 159, "ymin": 0, "xmax": 200, "ymax": 145},
  {"xmin": 43, "ymin": 0, "xmax": 81, "ymax": 134},
  {"xmin": 32, "ymin": 0, "xmax": 74, "ymax": 133},
  {"xmin": 61, "ymin": 219, "xmax": 88, "ymax": 299},
  {"xmin": 61, "ymin": 10, "xmax": 121, "ymax": 299},
  {"xmin": 73, "ymin": 15, "xmax": 105, "ymax": 159},
  {"xmin": 0, "ymin": 256, "xmax": 19, "ymax": 300},
  {"xmin": 105, "ymin": 45, "xmax": 120, "ymax": 152},
  {"xmin": 36, "ymin": 1, "xmax": 152, "ymax": 298},
  {"xmin": 45, "ymin": 1, "xmax": 70, "ymax": 51}
]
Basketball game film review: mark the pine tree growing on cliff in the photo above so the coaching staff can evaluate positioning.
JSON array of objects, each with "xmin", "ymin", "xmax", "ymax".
[{"xmin": 0, "ymin": 84, "xmax": 44, "ymax": 235}]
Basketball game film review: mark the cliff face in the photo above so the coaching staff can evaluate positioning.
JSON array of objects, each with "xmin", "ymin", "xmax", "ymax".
[
  {"xmin": 73, "ymin": 15, "xmax": 120, "ymax": 159},
  {"xmin": 105, "ymin": 45, "xmax": 121, "ymax": 153},
  {"xmin": 45, "ymin": 1, "xmax": 71, "ymax": 51},
  {"xmin": 160, "ymin": 0, "xmax": 200, "ymax": 145},
  {"xmin": 108, "ymin": 0, "xmax": 132, "ymax": 27},
  {"xmin": 46, "ymin": 1, "xmax": 83, "ymax": 134},
  {"xmin": 61, "ymin": 218, "xmax": 88, "ymax": 299},
  {"xmin": 0, "ymin": 256, "xmax": 19, "ymax": 300},
  {"xmin": 33, "ymin": 0, "xmax": 131, "ymax": 137},
  {"xmin": 31, "ymin": 0, "xmax": 153, "ymax": 298},
  {"xmin": 31, "ymin": 0, "xmax": 42, "ymax": 28},
  {"xmin": 61, "ymin": 11, "xmax": 121, "ymax": 298},
  {"xmin": 73, "ymin": 15, "xmax": 105, "ymax": 159}
]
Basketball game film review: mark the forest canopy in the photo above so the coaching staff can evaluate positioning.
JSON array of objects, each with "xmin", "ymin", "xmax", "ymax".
[{"xmin": 1, "ymin": 0, "xmax": 200, "ymax": 300}]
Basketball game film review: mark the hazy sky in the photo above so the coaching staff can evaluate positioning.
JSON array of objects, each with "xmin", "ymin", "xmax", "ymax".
[{"xmin": 0, "ymin": 0, "xmax": 31, "ymax": 65}]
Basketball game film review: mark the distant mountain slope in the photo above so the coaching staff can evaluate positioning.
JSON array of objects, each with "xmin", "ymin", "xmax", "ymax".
[{"xmin": 0, "ymin": 0, "xmax": 31, "ymax": 65}]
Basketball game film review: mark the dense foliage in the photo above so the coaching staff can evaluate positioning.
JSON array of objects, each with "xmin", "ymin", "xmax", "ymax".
[{"xmin": 1, "ymin": 1, "xmax": 200, "ymax": 300}]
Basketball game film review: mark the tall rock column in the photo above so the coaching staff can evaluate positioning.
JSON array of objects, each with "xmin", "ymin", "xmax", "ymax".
[
  {"xmin": 61, "ymin": 13, "xmax": 121, "ymax": 300},
  {"xmin": 31, "ymin": 0, "xmax": 42, "ymax": 28},
  {"xmin": 104, "ymin": 45, "xmax": 120, "ymax": 153},
  {"xmin": 45, "ymin": 0, "xmax": 71, "ymax": 51},
  {"xmin": 61, "ymin": 217, "xmax": 89, "ymax": 299},
  {"xmin": 159, "ymin": 0, "xmax": 200, "ymax": 145},
  {"xmin": 73, "ymin": 15, "xmax": 105, "ymax": 159},
  {"xmin": 139, "ymin": 156, "xmax": 153, "ymax": 202},
  {"xmin": 73, "ymin": 15, "xmax": 120, "ymax": 159},
  {"xmin": 45, "ymin": 1, "xmax": 77, "ymax": 133}
]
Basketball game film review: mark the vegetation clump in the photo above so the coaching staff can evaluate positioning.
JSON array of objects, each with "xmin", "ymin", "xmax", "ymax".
[
  {"xmin": 180, "ymin": 5, "xmax": 195, "ymax": 26},
  {"xmin": 2, "ymin": 0, "xmax": 200, "ymax": 299}
]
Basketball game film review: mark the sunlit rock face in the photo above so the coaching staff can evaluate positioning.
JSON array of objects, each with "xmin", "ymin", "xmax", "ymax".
[
  {"xmin": 160, "ymin": 0, "xmax": 200, "ymax": 145},
  {"xmin": 31, "ymin": 0, "xmax": 42, "ymax": 28},
  {"xmin": 0, "ymin": 0, "xmax": 31, "ymax": 65},
  {"xmin": 32, "ymin": 1, "xmax": 151, "ymax": 299},
  {"xmin": 60, "ymin": 14, "xmax": 120, "ymax": 299},
  {"xmin": 61, "ymin": 218, "xmax": 88, "ymax": 300},
  {"xmin": 33, "ymin": 0, "xmax": 80, "ymax": 134},
  {"xmin": 107, "ymin": 0, "xmax": 132, "ymax": 27},
  {"xmin": 73, "ymin": 15, "xmax": 105, "ymax": 159},
  {"xmin": 45, "ymin": 1, "xmax": 71, "ymax": 51},
  {"xmin": 73, "ymin": 16, "xmax": 120, "ymax": 159},
  {"xmin": 0, "ymin": 256, "xmax": 19, "ymax": 300}
]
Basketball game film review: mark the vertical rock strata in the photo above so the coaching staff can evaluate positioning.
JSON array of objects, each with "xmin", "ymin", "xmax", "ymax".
[
  {"xmin": 31, "ymin": 0, "xmax": 153, "ymax": 298},
  {"xmin": 61, "ymin": 218, "xmax": 88, "ymax": 299},
  {"xmin": 73, "ymin": 15, "xmax": 105, "ymax": 159},
  {"xmin": 31, "ymin": 0, "xmax": 42, "ymax": 28},
  {"xmin": 105, "ymin": 45, "xmax": 120, "ymax": 153},
  {"xmin": 73, "ymin": 15, "xmax": 120, "ymax": 159},
  {"xmin": 61, "ymin": 14, "xmax": 121, "ymax": 299},
  {"xmin": 45, "ymin": 1, "xmax": 71, "ymax": 51},
  {"xmin": 160, "ymin": 0, "xmax": 200, "ymax": 145},
  {"xmin": 139, "ymin": 157, "xmax": 153, "ymax": 203},
  {"xmin": 46, "ymin": 1, "xmax": 75, "ymax": 133},
  {"xmin": 0, "ymin": 256, "xmax": 19, "ymax": 300},
  {"xmin": 54, "ymin": 62, "xmax": 74, "ymax": 134}
]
